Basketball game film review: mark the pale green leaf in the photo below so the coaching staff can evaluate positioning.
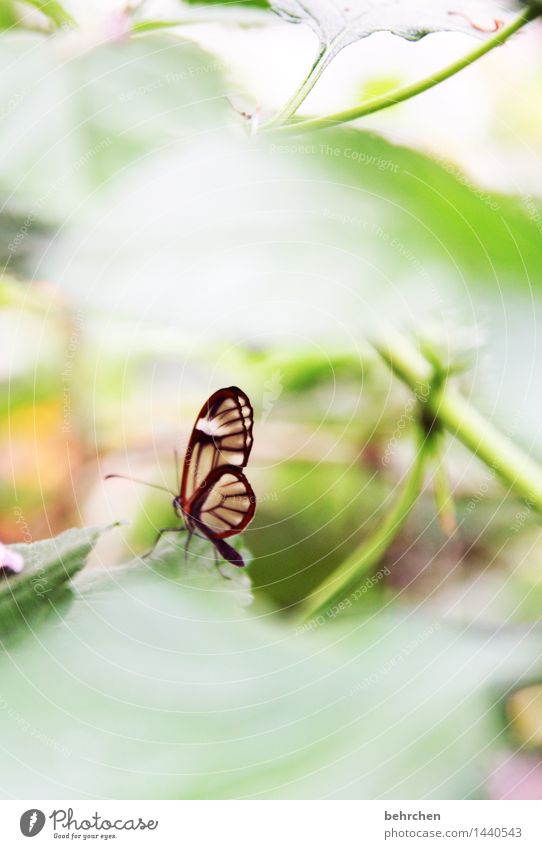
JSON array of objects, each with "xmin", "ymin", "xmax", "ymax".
[
  {"xmin": 0, "ymin": 526, "xmax": 111, "ymax": 640},
  {"xmin": 0, "ymin": 563, "xmax": 538, "ymax": 798},
  {"xmin": 270, "ymin": 0, "xmax": 510, "ymax": 60}
]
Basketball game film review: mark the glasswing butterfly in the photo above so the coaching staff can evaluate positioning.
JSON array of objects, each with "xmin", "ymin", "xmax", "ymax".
[{"xmin": 106, "ymin": 387, "xmax": 256, "ymax": 567}]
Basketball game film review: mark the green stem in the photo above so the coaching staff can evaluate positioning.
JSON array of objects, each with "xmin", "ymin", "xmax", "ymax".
[
  {"xmin": 374, "ymin": 326, "xmax": 542, "ymax": 516},
  {"xmin": 25, "ymin": 0, "xmax": 75, "ymax": 28},
  {"xmin": 432, "ymin": 434, "xmax": 457, "ymax": 536},
  {"xmin": 268, "ymin": 9, "xmax": 538, "ymax": 135},
  {"xmin": 263, "ymin": 41, "xmax": 338, "ymax": 129},
  {"xmin": 298, "ymin": 429, "xmax": 430, "ymax": 623}
]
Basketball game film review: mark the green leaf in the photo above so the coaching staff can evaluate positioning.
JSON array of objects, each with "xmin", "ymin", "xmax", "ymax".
[
  {"xmin": 113, "ymin": 534, "xmax": 254, "ymax": 608},
  {"xmin": 0, "ymin": 34, "xmax": 230, "ymax": 219},
  {"xmin": 38, "ymin": 122, "xmax": 542, "ymax": 450},
  {"xmin": 183, "ymin": 0, "xmax": 269, "ymax": 8},
  {"xmin": 0, "ymin": 562, "xmax": 538, "ymax": 798},
  {"xmin": 23, "ymin": 0, "xmax": 75, "ymax": 28},
  {"xmin": 131, "ymin": 5, "xmax": 270, "ymax": 35},
  {"xmin": 270, "ymin": 0, "xmax": 506, "ymax": 61},
  {"xmin": 0, "ymin": 0, "xmax": 18, "ymax": 29},
  {"xmin": 0, "ymin": 526, "xmax": 111, "ymax": 641}
]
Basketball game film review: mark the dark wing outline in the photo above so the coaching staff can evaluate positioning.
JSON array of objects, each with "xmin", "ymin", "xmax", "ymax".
[
  {"xmin": 185, "ymin": 465, "xmax": 256, "ymax": 540},
  {"xmin": 180, "ymin": 386, "xmax": 254, "ymax": 508}
]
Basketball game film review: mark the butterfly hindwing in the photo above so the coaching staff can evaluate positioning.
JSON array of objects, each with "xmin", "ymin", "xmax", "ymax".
[{"xmin": 186, "ymin": 465, "xmax": 256, "ymax": 540}]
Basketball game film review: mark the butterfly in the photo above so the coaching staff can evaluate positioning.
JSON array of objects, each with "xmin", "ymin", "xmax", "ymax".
[{"xmin": 106, "ymin": 387, "xmax": 256, "ymax": 568}]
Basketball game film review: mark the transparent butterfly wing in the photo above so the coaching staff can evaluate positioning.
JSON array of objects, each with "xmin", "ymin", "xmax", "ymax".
[
  {"xmin": 186, "ymin": 465, "xmax": 256, "ymax": 540},
  {"xmin": 181, "ymin": 386, "xmax": 254, "ymax": 505}
]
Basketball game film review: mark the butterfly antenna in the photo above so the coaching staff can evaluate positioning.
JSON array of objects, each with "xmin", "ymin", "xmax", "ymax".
[
  {"xmin": 173, "ymin": 449, "xmax": 180, "ymax": 492},
  {"xmin": 105, "ymin": 473, "xmax": 176, "ymax": 497}
]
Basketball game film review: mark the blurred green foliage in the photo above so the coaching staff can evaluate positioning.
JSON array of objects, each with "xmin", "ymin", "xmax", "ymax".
[
  {"xmin": 0, "ymin": 549, "xmax": 537, "ymax": 799},
  {"xmin": 1, "ymin": 12, "xmax": 542, "ymax": 800}
]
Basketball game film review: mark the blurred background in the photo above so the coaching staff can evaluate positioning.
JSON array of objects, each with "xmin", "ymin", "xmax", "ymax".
[{"xmin": 2, "ymin": 0, "xmax": 542, "ymax": 800}]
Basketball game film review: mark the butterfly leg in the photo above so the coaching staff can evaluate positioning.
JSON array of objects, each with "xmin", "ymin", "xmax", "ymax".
[
  {"xmin": 141, "ymin": 526, "xmax": 186, "ymax": 559},
  {"xmin": 213, "ymin": 544, "xmax": 232, "ymax": 581},
  {"xmin": 173, "ymin": 449, "xmax": 180, "ymax": 493},
  {"xmin": 183, "ymin": 530, "xmax": 194, "ymax": 560}
]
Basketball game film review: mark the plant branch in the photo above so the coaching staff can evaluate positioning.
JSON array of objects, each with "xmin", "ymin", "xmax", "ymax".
[
  {"xmin": 298, "ymin": 428, "xmax": 431, "ymax": 623},
  {"xmin": 268, "ymin": 8, "xmax": 539, "ymax": 135},
  {"xmin": 374, "ymin": 325, "xmax": 542, "ymax": 516},
  {"xmin": 263, "ymin": 41, "xmax": 338, "ymax": 129}
]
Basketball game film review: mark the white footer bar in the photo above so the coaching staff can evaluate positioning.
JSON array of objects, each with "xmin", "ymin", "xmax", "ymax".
[{"xmin": 1, "ymin": 800, "xmax": 541, "ymax": 848}]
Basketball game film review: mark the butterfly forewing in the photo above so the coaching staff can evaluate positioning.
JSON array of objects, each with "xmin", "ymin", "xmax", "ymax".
[
  {"xmin": 181, "ymin": 386, "xmax": 254, "ymax": 506},
  {"xmin": 187, "ymin": 466, "xmax": 256, "ymax": 539}
]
